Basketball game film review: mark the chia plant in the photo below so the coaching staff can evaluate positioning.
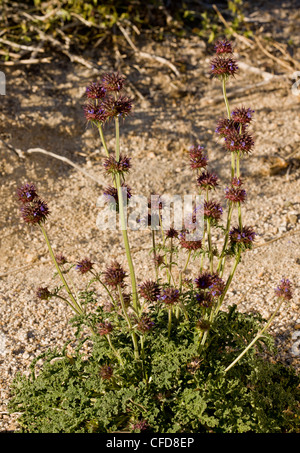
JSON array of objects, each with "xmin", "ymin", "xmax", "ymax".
[{"xmin": 10, "ymin": 40, "xmax": 300, "ymax": 433}]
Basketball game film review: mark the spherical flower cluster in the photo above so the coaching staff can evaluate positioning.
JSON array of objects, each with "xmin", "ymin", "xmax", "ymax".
[
  {"xmin": 102, "ymin": 72, "xmax": 126, "ymax": 92},
  {"xmin": 225, "ymin": 185, "xmax": 247, "ymax": 203},
  {"xmin": 137, "ymin": 315, "xmax": 155, "ymax": 334},
  {"xmin": 99, "ymin": 364, "xmax": 113, "ymax": 380},
  {"xmin": 215, "ymin": 118, "xmax": 244, "ymax": 137},
  {"xmin": 17, "ymin": 183, "xmax": 38, "ymax": 203},
  {"xmin": 20, "ymin": 198, "xmax": 50, "ymax": 226},
  {"xmin": 275, "ymin": 278, "xmax": 292, "ymax": 301},
  {"xmin": 223, "ymin": 129, "xmax": 255, "ymax": 154},
  {"xmin": 103, "ymin": 154, "xmax": 131, "ymax": 176},
  {"xmin": 195, "ymin": 272, "xmax": 225, "ymax": 299},
  {"xmin": 210, "ymin": 55, "xmax": 239, "ymax": 79},
  {"xmin": 179, "ymin": 230, "xmax": 202, "ymax": 251},
  {"xmin": 103, "ymin": 261, "xmax": 127, "ymax": 289},
  {"xmin": 139, "ymin": 280, "xmax": 160, "ymax": 302},
  {"xmin": 85, "ymin": 82, "xmax": 106, "ymax": 99},
  {"xmin": 75, "ymin": 258, "xmax": 94, "ymax": 274},
  {"xmin": 196, "ymin": 319, "xmax": 211, "ymax": 332},
  {"xmin": 131, "ymin": 420, "xmax": 150, "ymax": 432},
  {"xmin": 165, "ymin": 228, "xmax": 179, "ymax": 239},
  {"xmin": 103, "ymin": 184, "xmax": 132, "ymax": 211},
  {"xmin": 214, "ymin": 39, "xmax": 233, "ymax": 54},
  {"xmin": 83, "ymin": 72, "xmax": 133, "ymax": 125},
  {"xmin": 197, "ymin": 171, "xmax": 219, "ymax": 191},
  {"xmin": 55, "ymin": 252, "xmax": 67, "ymax": 265},
  {"xmin": 157, "ymin": 287, "xmax": 180, "ymax": 305},
  {"xmin": 203, "ymin": 200, "xmax": 223, "ymax": 221},
  {"xmin": 97, "ymin": 320, "xmax": 113, "ymax": 336},
  {"xmin": 229, "ymin": 225, "xmax": 256, "ymax": 249},
  {"xmin": 189, "ymin": 145, "xmax": 208, "ymax": 170},
  {"xmin": 231, "ymin": 107, "xmax": 255, "ymax": 125},
  {"xmin": 36, "ymin": 286, "xmax": 52, "ymax": 300}
]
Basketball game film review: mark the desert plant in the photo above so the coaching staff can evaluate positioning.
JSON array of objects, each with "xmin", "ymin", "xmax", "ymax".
[{"xmin": 9, "ymin": 39, "xmax": 300, "ymax": 433}]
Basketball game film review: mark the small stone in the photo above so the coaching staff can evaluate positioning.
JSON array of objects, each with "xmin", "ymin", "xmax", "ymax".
[{"xmin": 286, "ymin": 213, "xmax": 298, "ymax": 225}]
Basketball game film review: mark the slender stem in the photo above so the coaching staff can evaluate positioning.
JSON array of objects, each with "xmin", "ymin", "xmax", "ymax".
[
  {"xmin": 40, "ymin": 225, "xmax": 83, "ymax": 316},
  {"xmin": 215, "ymin": 248, "xmax": 241, "ymax": 317},
  {"xmin": 114, "ymin": 117, "xmax": 139, "ymax": 311},
  {"xmin": 179, "ymin": 249, "xmax": 191, "ymax": 292},
  {"xmin": 97, "ymin": 123, "xmax": 110, "ymax": 157},
  {"xmin": 217, "ymin": 202, "xmax": 233, "ymax": 275},
  {"xmin": 91, "ymin": 271, "xmax": 117, "ymax": 308},
  {"xmin": 168, "ymin": 307, "xmax": 172, "ymax": 339},
  {"xmin": 225, "ymin": 298, "xmax": 285, "ymax": 373},
  {"xmin": 53, "ymin": 294, "xmax": 81, "ymax": 316},
  {"xmin": 152, "ymin": 230, "xmax": 159, "ymax": 280},
  {"xmin": 107, "ymin": 334, "xmax": 124, "ymax": 366},
  {"xmin": 207, "ymin": 218, "xmax": 214, "ymax": 273},
  {"xmin": 118, "ymin": 285, "xmax": 139, "ymax": 359},
  {"xmin": 222, "ymin": 76, "xmax": 231, "ymax": 119}
]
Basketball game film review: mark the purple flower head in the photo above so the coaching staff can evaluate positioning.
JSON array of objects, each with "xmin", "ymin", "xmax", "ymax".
[
  {"xmin": 17, "ymin": 183, "xmax": 38, "ymax": 203},
  {"xmin": 203, "ymin": 200, "xmax": 223, "ymax": 221},
  {"xmin": 165, "ymin": 228, "xmax": 179, "ymax": 239},
  {"xmin": 215, "ymin": 118, "xmax": 244, "ymax": 137},
  {"xmin": 153, "ymin": 254, "xmax": 164, "ymax": 268},
  {"xmin": 97, "ymin": 320, "xmax": 113, "ymax": 336},
  {"xmin": 76, "ymin": 258, "xmax": 94, "ymax": 274},
  {"xmin": 103, "ymin": 154, "xmax": 131, "ymax": 175},
  {"xmin": 214, "ymin": 39, "xmax": 233, "ymax": 54},
  {"xmin": 224, "ymin": 129, "xmax": 255, "ymax": 154},
  {"xmin": 137, "ymin": 315, "xmax": 155, "ymax": 334},
  {"xmin": 20, "ymin": 198, "xmax": 50, "ymax": 225},
  {"xmin": 99, "ymin": 364, "xmax": 113, "ymax": 380},
  {"xmin": 157, "ymin": 287, "xmax": 180, "ymax": 305},
  {"xmin": 55, "ymin": 252, "xmax": 67, "ymax": 265},
  {"xmin": 208, "ymin": 274, "xmax": 225, "ymax": 297},
  {"xmin": 103, "ymin": 260, "xmax": 127, "ymax": 289},
  {"xmin": 225, "ymin": 186, "xmax": 247, "ymax": 203},
  {"xmin": 196, "ymin": 292, "xmax": 213, "ymax": 308},
  {"xmin": 179, "ymin": 230, "xmax": 202, "ymax": 251},
  {"xmin": 83, "ymin": 102, "xmax": 109, "ymax": 124},
  {"xmin": 139, "ymin": 280, "xmax": 160, "ymax": 302},
  {"xmin": 229, "ymin": 225, "xmax": 256, "ymax": 249},
  {"xmin": 197, "ymin": 171, "xmax": 219, "ymax": 191},
  {"xmin": 231, "ymin": 177, "xmax": 244, "ymax": 187},
  {"xmin": 189, "ymin": 145, "xmax": 208, "ymax": 170},
  {"xmin": 85, "ymin": 82, "xmax": 106, "ymax": 99},
  {"xmin": 102, "ymin": 72, "xmax": 126, "ymax": 92},
  {"xmin": 231, "ymin": 107, "xmax": 255, "ymax": 125},
  {"xmin": 210, "ymin": 56, "xmax": 238, "ymax": 79},
  {"xmin": 275, "ymin": 278, "xmax": 292, "ymax": 301},
  {"xmin": 195, "ymin": 272, "xmax": 214, "ymax": 290},
  {"xmin": 131, "ymin": 420, "xmax": 150, "ymax": 432},
  {"xmin": 102, "ymin": 95, "xmax": 133, "ymax": 120},
  {"xmin": 103, "ymin": 184, "xmax": 132, "ymax": 212},
  {"xmin": 36, "ymin": 286, "xmax": 52, "ymax": 301}
]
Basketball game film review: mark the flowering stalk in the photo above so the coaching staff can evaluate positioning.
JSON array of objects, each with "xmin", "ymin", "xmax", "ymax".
[
  {"xmin": 117, "ymin": 285, "xmax": 139, "ymax": 359},
  {"xmin": 225, "ymin": 298, "xmax": 283, "ymax": 373},
  {"xmin": 40, "ymin": 225, "xmax": 84, "ymax": 316}
]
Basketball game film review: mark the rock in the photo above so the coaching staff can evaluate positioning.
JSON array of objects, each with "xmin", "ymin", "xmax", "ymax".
[{"xmin": 286, "ymin": 212, "xmax": 298, "ymax": 225}]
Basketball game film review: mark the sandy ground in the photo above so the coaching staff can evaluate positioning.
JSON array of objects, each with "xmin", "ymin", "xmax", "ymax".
[{"xmin": 0, "ymin": 1, "xmax": 300, "ymax": 432}]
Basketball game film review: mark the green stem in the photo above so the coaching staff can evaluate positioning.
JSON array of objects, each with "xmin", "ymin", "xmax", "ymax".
[
  {"xmin": 222, "ymin": 76, "xmax": 231, "ymax": 119},
  {"xmin": 207, "ymin": 218, "xmax": 214, "ymax": 273},
  {"xmin": 40, "ymin": 225, "xmax": 83, "ymax": 316},
  {"xmin": 179, "ymin": 249, "xmax": 191, "ymax": 292},
  {"xmin": 107, "ymin": 334, "xmax": 124, "ymax": 366},
  {"xmin": 152, "ymin": 230, "xmax": 159, "ymax": 280},
  {"xmin": 215, "ymin": 248, "xmax": 241, "ymax": 317},
  {"xmin": 114, "ymin": 117, "xmax": 139, "ymax": 311},
  {"xmin": 118, "ymin": 285, "xmax": 139, "ymax": 359},
  {"xmin": 168, "ymin": 307, "xmax": 172, "ymax": 339},
  {"xmin": 97, "ymin": 123, "xmax": 110, "ymax": 157},
  {"xmin": 225, "ymin": 298, "xmax": 285, "ymax": 373},
  {"xmin": 217, "ymin": 202, "xmax": 233, "ymax": 275}
]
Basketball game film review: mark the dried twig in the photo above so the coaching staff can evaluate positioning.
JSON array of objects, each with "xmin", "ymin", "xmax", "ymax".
[
  {"xmin": 253, "ymin": 36, "xmax": 294, "ymax": 72},
  {"xmin": 26, "ymin": 148, "xmax": 104, "ymax": 185},
  {"xmin": 212, "ymin": 4, "xmax": 254, "ymax": 49},
  {"xmin": 0, "ymin": 57, "xmax": 52, "ymax": 66},
  {"xmin": 254, "ymin": 229, "xmax": 300, "ymax": 249},
  {"xmin": 117, "ymin": 22, "xmax": 180, "ymax": 77}
]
